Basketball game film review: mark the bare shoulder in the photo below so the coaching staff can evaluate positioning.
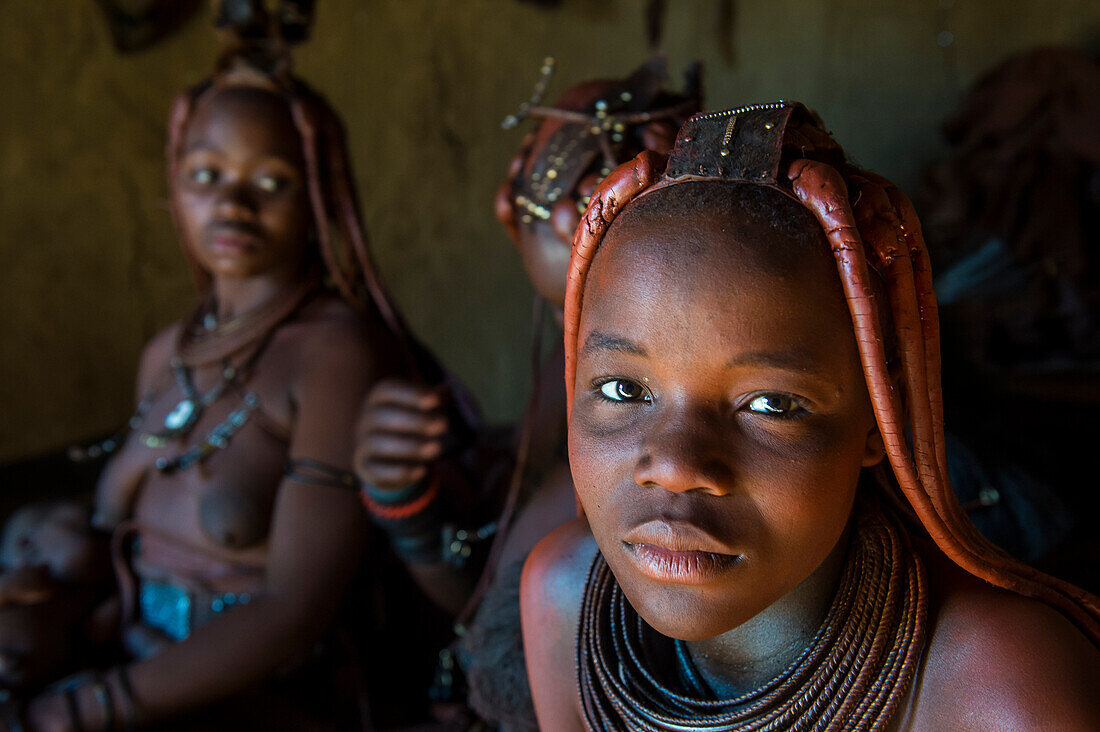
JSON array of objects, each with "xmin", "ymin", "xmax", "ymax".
[
  {"xmin": 280, "ymin": 295, "xmax": 375, "ymax": 380},
  {"xmin": 907, "ymin": 563, "xmax": 1100, "ymax": 730},
  {"xmin": 521, "ymin": 518, "xmax": 597, "ymax": 732},
  {"xmin": 522, "ymin": 517, "xmax": 599, "ymax": 626}
]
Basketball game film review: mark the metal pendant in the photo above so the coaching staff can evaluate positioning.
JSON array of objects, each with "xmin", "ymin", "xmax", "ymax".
[{"xmin": 164, "ymin": 398, "xmax": 197, "ymax": 431}]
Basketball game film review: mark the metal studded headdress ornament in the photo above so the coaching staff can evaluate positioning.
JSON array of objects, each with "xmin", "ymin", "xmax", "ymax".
[
  {"xmin": 642, "ymin": 101, "xmax": 846, "ymax": 197},
  {"xmin": 496, "ymin": 57, "xmax": 701, "ymax": 242}
]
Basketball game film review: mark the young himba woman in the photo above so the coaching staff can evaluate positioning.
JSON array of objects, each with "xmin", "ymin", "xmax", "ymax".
[
  {"xmin": 11, "ymin": 12, "xmax": 414, "ymax": 731},
  {"xmin": 522, "ymin": 103, "xmax": 1100, "ymax": 731},
  {"xmin": 354, "ymin": 58, "xmax": 699, "ymax": 727}
]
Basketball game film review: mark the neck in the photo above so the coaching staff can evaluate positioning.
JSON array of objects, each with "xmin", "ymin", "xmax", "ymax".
[
  {"xmin": 684, "ymin": 522, "xmax": 852, "ymax": 697},
  {"xmin": 211, "ymin": 273, "xmax": 296, "ymax": 320}
]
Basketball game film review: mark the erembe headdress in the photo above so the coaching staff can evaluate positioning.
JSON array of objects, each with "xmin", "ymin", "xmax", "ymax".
[
  {"xmin": 564, "ymin": 102, "xmax": 1100, "ymax": 643},
  {"xmin": 496, "ymin": 56, "xmax": 701, "ymax": 245}
]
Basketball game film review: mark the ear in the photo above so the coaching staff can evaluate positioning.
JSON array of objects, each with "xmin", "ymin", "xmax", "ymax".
[
  {"xmin": 494, "ymin": 180, "xmax": 520, "ymax": 247},
  {"xmin": 861, "ymin": 423, "xmax": 887, "ymax": 467}
]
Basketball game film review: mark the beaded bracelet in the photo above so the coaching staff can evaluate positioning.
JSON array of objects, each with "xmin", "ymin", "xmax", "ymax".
[
  {"xmin": 361, "ymin": 478, "xmax": 440, "ymax": 520},
  {"xmin": 361, "ymin": 478, "xmax": 444, "ymax": 564}
]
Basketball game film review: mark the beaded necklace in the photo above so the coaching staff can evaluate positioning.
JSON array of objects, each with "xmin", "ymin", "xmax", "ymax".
[{"xmin": 576, "ymin": 497, "xmax": 928, "ymax": 732}]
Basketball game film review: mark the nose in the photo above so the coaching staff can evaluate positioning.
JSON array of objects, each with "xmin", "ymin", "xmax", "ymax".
[
  {"xmin": 633, "ymin": 402, "xmax": 735, "ymax": 497},
  {"xmin": 215, "ymin": 179, "xmax": 258, "ymax": 220}
]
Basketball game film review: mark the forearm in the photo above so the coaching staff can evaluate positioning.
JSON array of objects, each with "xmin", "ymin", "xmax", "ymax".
[
  {"xmin": 129, "ymin": 593, "xmax": 336, "ymax": 721},
  {"xmin": 363, "ymin": 475, "xmax": 479, "ymax": 616}
]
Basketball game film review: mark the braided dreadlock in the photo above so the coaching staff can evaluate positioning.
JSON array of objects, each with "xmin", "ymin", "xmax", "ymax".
[{"xmin": 563, "ymin": 102, "xmax": 1100, "ymax": 646}]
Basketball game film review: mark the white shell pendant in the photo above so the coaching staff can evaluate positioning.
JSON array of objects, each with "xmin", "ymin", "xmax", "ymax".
[{"xmin": 164, "ymin": 399, "xmax": 196, "ymax": 431}]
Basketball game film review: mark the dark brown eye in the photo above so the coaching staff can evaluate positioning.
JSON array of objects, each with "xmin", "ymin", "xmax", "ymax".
[
  {"xmin": 599, "ymin": 379, "xmax": 649, "ymax": 403},
  {"xmin": 747, "ymin": 394, "xmax": 799, "ymax": 415}
]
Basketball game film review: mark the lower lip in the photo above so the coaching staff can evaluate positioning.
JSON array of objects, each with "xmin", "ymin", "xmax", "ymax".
[
  {"xmin": 210, "ymin": 235, "xmax": 256, "ymax": 250},
  {"xmin": 624, "ymin": 542, "xmax": 742, "ymax": 585}
]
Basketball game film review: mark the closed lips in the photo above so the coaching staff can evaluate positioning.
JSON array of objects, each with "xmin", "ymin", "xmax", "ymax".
[{"xmin": 622, "ymin": 520, "xmax": 742, "ymax": 584}]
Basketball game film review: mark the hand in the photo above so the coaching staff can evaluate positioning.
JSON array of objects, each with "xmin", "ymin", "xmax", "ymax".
[{"xmin": 354, "ymin": 379, "xmax": 450, "ymax": 490}]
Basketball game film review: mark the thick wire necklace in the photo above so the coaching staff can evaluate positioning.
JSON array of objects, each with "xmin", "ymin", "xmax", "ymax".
[{"xmin": 576, "ymin": 497, "xmax": 928, "ymax": 732}]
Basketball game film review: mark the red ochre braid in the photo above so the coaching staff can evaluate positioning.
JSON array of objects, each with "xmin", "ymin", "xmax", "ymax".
[{"xmin": 563, "ymin": 129, "xmax": 1100, "ymax": 647}]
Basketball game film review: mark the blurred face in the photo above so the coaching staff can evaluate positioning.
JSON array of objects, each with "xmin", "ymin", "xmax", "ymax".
[
  {"xmin": 515, "ymin": 219, "xmax": 571, "ymax": 307},
  {"xmin": 175, "ymin": 87, "xmax": 311, "ymax": 282},
  {"xmin": 569, "ymin": 189, "xmax": 885, "ymax": 641},
  {"xmin": 1, "ymin": 503, "xmax": 96, "ymax": 582}
]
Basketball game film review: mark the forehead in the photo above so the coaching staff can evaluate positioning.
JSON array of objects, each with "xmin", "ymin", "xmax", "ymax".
[
  {"xmin": 184, "ymin": 86, "xmax": 302, "ymax": 163},
  {"xmin": 580, "ymin": 186, "xmax": 853, "ymax": 361}
]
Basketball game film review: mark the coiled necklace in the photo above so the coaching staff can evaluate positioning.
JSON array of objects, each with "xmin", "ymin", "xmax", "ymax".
[{"xmin": 576, "ymin": 497, "xmax": 928, "ymax": 732}]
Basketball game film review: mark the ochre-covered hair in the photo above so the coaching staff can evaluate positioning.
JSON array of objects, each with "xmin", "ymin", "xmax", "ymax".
[{"xmin": 563, "ymin": 102, "xmax": 1100, "ymax": 644}]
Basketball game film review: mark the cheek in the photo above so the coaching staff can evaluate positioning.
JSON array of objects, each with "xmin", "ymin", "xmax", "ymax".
[
  {"xmin": 175, "ymin": 192, "xmax": 212, "ymax": 236},
  {"xmin": 568, "ymin": 412, "xmax": 637, "ymax": 522},
  {"xmin": 735, "ymin": 419, "xmax": 865, "ymax": 562},
  {"xmin": 261, "ymin": 195, "xmax": 311, "ymax": 242}
]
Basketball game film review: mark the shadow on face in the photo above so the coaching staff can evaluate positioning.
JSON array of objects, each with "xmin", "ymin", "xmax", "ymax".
[{"xmin": 569, "ymin": 182, "xmax": 887, "ymax": 641}]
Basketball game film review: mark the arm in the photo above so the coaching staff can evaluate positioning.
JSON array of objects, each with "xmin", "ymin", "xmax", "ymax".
[
  {"xmin": 520, "ymin": 518, "xmax": 597, "ymax": 732},
  {"xmin": 31, "ymin": 323, "xmax": 372, "ymax": 729}
]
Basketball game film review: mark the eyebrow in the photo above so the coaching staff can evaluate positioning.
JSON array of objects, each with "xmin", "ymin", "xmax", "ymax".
[
  {"xmin": 582, "ymin": 331, "xmax": 648, "ymax": 357},
  {"xmin": 726, "ymin": 349, "xmax": 822, "ymax": 373}
]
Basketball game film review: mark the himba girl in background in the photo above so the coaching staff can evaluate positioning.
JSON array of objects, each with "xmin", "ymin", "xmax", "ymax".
[{"xmin": 3, "ymin": 1, "xmax": 420, "ymax": 728}]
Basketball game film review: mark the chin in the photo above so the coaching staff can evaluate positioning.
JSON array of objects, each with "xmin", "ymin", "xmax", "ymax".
[
  {"xmin": 630, "ymin": 588, "xmax": 746, "ymax": 641},
  {"xmin": 616, "ymin": 568, "xmax": 766, "ymax": 642}
]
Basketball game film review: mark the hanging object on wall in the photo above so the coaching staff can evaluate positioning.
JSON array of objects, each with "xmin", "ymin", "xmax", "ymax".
[
  {"xmin": 214, "ymin": 0, "xmax": 315, "ymax": 45},
  {"xmin": 95, "ymin": 0, "xmax": 204, "ymax": 53},
  {"xmin": 717, "ymin": 0, "xmax": 737, "ymax": 65},
  {"xmin": 645, "ymin": 0, "xmax": 666, "ymax": 49}
]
